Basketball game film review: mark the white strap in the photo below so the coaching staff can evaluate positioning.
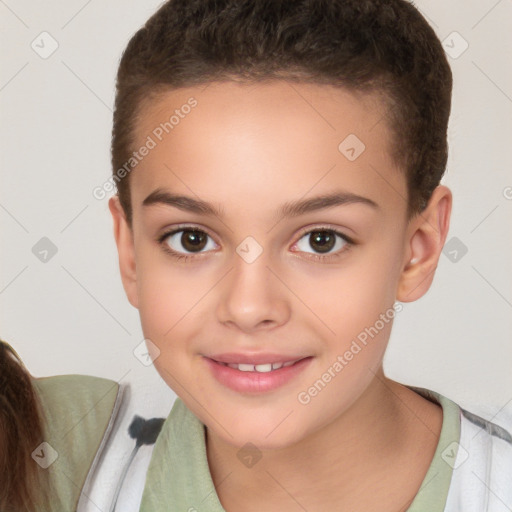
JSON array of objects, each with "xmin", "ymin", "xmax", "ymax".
[{"xmin": 444, "ymin": 410, "xmax": 512, "ymax": 512}]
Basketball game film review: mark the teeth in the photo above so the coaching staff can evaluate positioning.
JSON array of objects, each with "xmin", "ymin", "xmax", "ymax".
[
  {"xmin": 255, "ymin": 363, "xmax": 272, "ymax": 372},
  {"xmin": 219, "ymin": 359, "xmax": 300, "ymax": 372},
  {"xmin": 238, "ymin": 363, "xmax": 255, "ymax": 372}
]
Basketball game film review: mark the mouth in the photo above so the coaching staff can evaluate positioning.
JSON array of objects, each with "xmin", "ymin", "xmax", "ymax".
[
  {"xmin": 213, "ymin": 358, "xmax": 305, "ymax": 372},
  {"xmin": 204, "ymin": 355, "xmax": 313, "ymax": 393}
]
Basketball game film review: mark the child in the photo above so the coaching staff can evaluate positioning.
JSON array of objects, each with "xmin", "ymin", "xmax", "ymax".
[{"xmin": 2, "ymin": 0, "xmax": 510, "ymax": 510}]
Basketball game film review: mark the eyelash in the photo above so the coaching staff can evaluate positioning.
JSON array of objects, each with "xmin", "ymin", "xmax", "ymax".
[{"xmin": 157, "ymin": 224, "xmax": 355, "ymax": 263}]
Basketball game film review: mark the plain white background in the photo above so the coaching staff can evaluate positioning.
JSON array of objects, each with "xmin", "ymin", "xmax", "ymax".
[{"xmin": 1, "ymin": 0, "xmax": 511, "ymax": 426}]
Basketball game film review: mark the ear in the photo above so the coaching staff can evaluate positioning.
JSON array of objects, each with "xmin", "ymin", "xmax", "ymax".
[
  {"xmin": 396, "ymin": 185, "xmax": 452, "ymax": 302},
  {"xmin": 108, "ymin": 195, "xmax": 139, "ymax": 309}
]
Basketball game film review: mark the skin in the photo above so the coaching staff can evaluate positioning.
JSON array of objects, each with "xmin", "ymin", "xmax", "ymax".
[{"xmin": 109, "ymin": 80, "xmax": 451, "ymax": 511}]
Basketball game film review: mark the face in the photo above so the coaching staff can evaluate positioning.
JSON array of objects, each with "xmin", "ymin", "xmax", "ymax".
[{"xmin": 111, "ymin": 80, "xmax": 422, "ymax": 449}]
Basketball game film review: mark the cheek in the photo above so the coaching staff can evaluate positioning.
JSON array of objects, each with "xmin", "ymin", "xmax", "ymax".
[
  {"xmin": 136, "ymin": 256, "xmax": 204, "ymax": 345},
  {"xmin": 285, "ymin": 250, "xmax": 401, "ymax": 341},
  {"xmin": 137, "ymin": 276, "xmax": 179, "ymax": 338},
  {"xmin": 136, "ymin": 264, "xmax": 204, "ymax": 389}
]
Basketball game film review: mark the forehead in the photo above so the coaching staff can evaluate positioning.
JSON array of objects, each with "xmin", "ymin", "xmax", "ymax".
[{"xmin": 129, "ymin": 80, "xmax": 406, "ymax": 221}]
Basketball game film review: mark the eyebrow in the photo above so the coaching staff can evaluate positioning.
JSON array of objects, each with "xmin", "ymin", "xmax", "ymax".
[{"xmin": 142, "ymin": 188, "xmax": 379, "ymax": 219}]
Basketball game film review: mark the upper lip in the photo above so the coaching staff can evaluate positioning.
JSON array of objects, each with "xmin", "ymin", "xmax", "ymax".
[{"xmin": 206, "ymin": 353, "xmax": 310, "ymax": 365}]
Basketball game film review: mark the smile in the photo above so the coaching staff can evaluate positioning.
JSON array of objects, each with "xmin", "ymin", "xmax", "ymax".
[
  {"xmin": 204, "ymin": 356, "xmax": 313, "ymax": 393},
  {"xmin": 216, "ymin": 359, "xmax": 302, "ymax": 372}
]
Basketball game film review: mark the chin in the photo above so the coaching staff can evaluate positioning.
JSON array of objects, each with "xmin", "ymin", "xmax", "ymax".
[{"xmin": 207, "ymin": 410, "xmax": 310, "ymax": 452}]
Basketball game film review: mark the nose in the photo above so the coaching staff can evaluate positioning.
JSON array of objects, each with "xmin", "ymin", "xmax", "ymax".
[{"xmin": 216, "ymin": 248, "xmax": 291, "ymax": 333}]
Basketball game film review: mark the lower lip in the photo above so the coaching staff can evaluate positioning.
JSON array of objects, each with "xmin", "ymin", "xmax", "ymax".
[{"xmin": 204, "ymin": 356, "xmax": 313, "ymax": 394}]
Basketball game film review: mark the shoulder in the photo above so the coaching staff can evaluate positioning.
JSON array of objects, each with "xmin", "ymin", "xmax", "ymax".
[
  {"xmin": 33, "ymin": 374, "xmax": 122, "ymax": 423},
  {"xmin": 32, "ymin": 374, "xmax": 124, "ymax": 511},
  {"xmin": 445, "ymin": 406, "xmax": 512, "ymax": 512},
  {"xmin": 405, "ymin": 386, "xmax": 512, "ymax": 511}
]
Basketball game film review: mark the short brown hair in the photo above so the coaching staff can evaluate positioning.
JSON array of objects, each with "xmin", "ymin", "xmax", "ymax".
[{"xmin": 111, "ymin": 0, "xmax": 452, "ymax": 225}]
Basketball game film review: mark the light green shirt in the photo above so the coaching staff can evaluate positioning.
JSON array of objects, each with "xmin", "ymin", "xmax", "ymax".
[
  {"xmin": 139, "ymin": 386, "xmax": 461, "ymax": 511},
  {"xmin": 33, "ymin": 374, "xmax": 122, "ymax": 512}
]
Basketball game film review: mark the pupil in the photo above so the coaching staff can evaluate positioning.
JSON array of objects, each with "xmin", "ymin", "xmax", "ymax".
[
  {"xmin": 310, "ymin": 231, "xmax": 334, "ymax": 253},
  {"xmin": 182, "ymin": 230, "xmax": 207, "ymax": 252}
]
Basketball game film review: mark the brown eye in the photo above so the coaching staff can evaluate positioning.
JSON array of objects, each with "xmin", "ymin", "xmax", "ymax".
[
  {"xmin": 162, "ymin": 229, "xmax": 215, "ymax": 254},
  {"xmin": 294, "ymin": 228, "xmax": 349, "ymax": 256},
  {"xmin": 308, "ymin": 231, "xmax": 336, "ymax": 253},
  {"xmin": 180, "ymin": 230, "xmax": 208, "ymax": 252}
]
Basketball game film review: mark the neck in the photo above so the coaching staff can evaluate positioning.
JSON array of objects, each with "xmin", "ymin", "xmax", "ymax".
[{"xmin": 205, "ymin": 368, "xmax": 443, "ymax": 512}]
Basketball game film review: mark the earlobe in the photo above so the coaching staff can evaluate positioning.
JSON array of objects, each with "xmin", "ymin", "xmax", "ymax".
[
  {"xmin": 396, "ymin": 186, "xmax": 452, "ymax": 302},
  {"xmin": 108, "ymin": 195, "xmax": 139, "ymax": 309}
]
